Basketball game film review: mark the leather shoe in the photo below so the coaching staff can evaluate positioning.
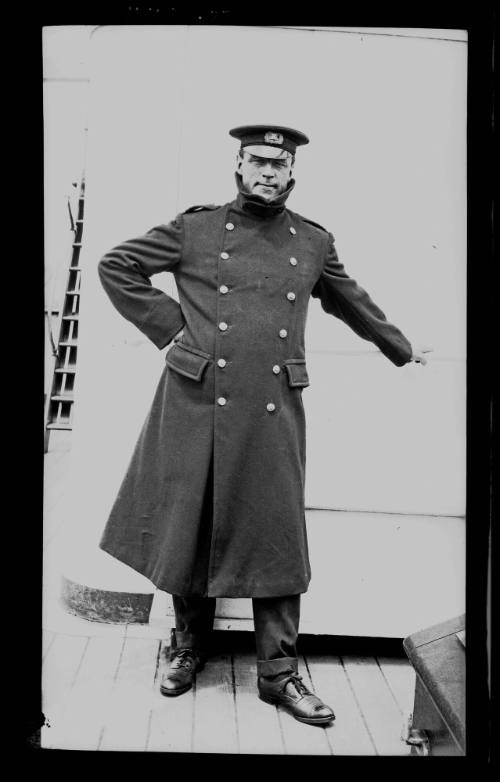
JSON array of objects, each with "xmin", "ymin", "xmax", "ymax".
[
  {"xmin": 258, "ymin": 672, "xmax": 335, "ymax": 725},
  {"xmin": 160, "ymin": 648, "xmax": 204, "ymax": 697}
]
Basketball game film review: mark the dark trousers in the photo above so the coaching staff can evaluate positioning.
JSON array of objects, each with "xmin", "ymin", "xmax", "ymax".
[{"xmin": 172, "ymin": 594, "xmax": 300, "ymax": 677}]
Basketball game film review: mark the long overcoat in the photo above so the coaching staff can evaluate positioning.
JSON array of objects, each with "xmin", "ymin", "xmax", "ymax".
[{"xmin": 98, "ymin": 178, "xmax": 412, "ymax": 598}]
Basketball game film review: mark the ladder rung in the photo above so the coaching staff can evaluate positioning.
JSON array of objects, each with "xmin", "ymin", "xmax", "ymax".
[
  {"xmin": 62, "ymin": 315, "xmax": 79, "ymax": 321},
  {"xmin": 58, "ymin": 341, "xmax": 78, "ymax": 347},
  {"xmin": 50, "ymin": 394, "xmax": 74, "ymax": 402},
  {"xmin": 66, "ymin": 290, "xmax": 80, "ymax": 295},
  {"xmin": 55, "ymin": 367, "xmax": 76, "ymax": 374},
  {"xmin": 69, "ymin": 266, "xmax": 81, "ymax": 271},
  {"xmin": 46, "ymin": 423, "xmax": 73, "ymax": 430},
  {"xmin": 72, "ymin": 242, "xmax": 82, "ymax": 248},
  {"xmin": 76, "ymin": 219, "xmax": 84, "ymax": 224}
]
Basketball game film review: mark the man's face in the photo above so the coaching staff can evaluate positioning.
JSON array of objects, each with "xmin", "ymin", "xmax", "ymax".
[{"xmin": 237, "ymin": 150, "xmax": 294, "ymax": 201}]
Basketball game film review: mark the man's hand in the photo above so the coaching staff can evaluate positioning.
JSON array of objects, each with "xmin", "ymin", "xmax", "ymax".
[{"xmin": 411, "ymin": 346, "xmax": 433, "ymax": 366}]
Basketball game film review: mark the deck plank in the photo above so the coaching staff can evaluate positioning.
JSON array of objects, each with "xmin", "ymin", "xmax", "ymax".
[
  {"xmin": 99, "ymin": 635, "xmax": 160, "ymax": 752},
  {"xmin": 377, "ymin": 656, "xmax": 416, "ymax": 716},
  {"xmin": 192, "ymin": 652, "xmax": 239, "ymax": 754},
  {"xmin": 41, "ymin": 633, "xmax": 90, "ymax": 748},
  {"xmin": 146, "ymin": 640, "xmax": 195, "ymax": 753},
  {"xmin": 305, "ymin": 654, "xmax": 376, "ymax": 756},
  {"xmin": 342, "ymin": 655, "xmax": 412, "ymax": 756},
  {"xmin": 43, "ymin": 634, "xmax": 125, "ymax": 750},
  {"xmin": 233, "ymin": 650, "xmax": 284, "ymax": 755},
  {"xmin": 273, "ymin": 659, "xmax": 332, "ymax": 756}
]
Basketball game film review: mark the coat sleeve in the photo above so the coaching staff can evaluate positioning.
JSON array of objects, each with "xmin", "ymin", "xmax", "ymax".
[
  {"xmin": 98, "ymin": 219, "xmax": 186, "ymax": 350},
  {"xmin": 311, "ymin": 232, "xmax": 413, "ymax": 366}
]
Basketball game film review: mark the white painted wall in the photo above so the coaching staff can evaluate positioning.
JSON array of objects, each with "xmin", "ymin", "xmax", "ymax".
[{"xmin": 47, "ymin": 26, "xmax": 466, "ymax": 621}]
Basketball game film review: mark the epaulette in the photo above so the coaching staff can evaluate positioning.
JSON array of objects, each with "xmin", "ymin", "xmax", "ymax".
[
  {"xmin": 182, "ymin": 204, "xmax": 221, "ymax": 214},
  {"xmin": 298, "ymin": 214, "xmax": 330, "ymax": 235}
]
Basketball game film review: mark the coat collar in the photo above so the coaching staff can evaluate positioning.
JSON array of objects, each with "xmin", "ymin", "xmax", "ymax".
[{"xmin": 234, "ymin": 173, "xmax": 295, "ymax": 218}]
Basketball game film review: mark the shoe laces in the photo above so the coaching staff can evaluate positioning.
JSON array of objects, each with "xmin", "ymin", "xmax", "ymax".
[
  {"xmin": 282, "ymin": 673, "xmax": 311, "ymax": 696},
  {"xmin": 170, "ymin": 648, "xmax": 196, "ymax": 670}
]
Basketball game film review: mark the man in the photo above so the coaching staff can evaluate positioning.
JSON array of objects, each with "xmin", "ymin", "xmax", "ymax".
[{"xmin": 98, "ymin": 125, "xmax": 430, "ymax": 727}]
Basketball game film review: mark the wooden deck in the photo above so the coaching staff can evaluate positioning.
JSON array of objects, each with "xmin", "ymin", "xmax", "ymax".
[
  {"xmin": 41, "ymin": 619, "xmax": 416, "ymax": 754},
  {"xmin": 42, "ymin": 431, "xmax": 416, "ymax": 755}
]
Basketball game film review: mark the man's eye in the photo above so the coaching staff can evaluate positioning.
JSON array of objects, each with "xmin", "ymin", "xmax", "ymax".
[{"xmin": 250, "ymin": 157, "xmax": 287, "ymax": 169}]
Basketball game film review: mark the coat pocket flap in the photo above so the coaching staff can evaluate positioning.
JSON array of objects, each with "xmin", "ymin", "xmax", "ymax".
[
  {"xmin": 284, "ymin": 360, "xmax": 310, "ymax": 388},
  {"xmin": 165, "ymin": 343, "xmax": 210, "ymax": 382}
]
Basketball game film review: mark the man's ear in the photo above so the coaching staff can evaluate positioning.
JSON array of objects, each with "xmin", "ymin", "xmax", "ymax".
[{"xmin": 236, "ymin": 154, "xmax": 242, "ymax": 171}]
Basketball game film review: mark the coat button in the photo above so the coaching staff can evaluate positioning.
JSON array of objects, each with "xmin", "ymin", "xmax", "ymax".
[
  {"xmin": 272, "ymin": 365, "xmax": 280, "ymax": 374},
  {"xmin": 217, "ymin": 358, "xmax": 227, "ymax": 368},
  {"xmin": 218, "ymin": 322, "xmax": 228, "ymax": 331},
  {"xmin": 289, "ymin": 257, "xmax": 298, "ymax": 266},
  {"xmin": 225, "ymin": 222, "xmax": 234, "ymax": 231},
  {"xmin": 289, "ymin": 226, "xmax": 296, "ymax": 235},
  {"xmin": 287, "ymin": 292, "xmax": 296, "ymax": 301},
  {"xmin": 279, "ymin": 329, "xmax": 287, "ymax": 338},
  {"xmin": 220, "ymin": 285, "xmax": 229, "ymax": 294},
  {"xmin": 220, "ymin": 251, "xmax": 230, "ymax": 259},
  {"xmin": 217, "ymin": 397, "xmax": 227, "ymax": 406},
  {"xmin": 266, "ymin": 403, "xmax": 276, "ymax": 412}
]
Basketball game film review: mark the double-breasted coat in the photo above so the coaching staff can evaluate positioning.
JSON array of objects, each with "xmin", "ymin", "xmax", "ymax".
[{"xmin": 98, "ymin": 177, "xmax": 412, "ymax": 598}]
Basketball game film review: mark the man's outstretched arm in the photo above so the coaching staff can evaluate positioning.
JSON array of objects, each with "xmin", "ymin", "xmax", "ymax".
[{"xmin": 312, "ymin": 233, "xmax": 432, "ymax": 366}]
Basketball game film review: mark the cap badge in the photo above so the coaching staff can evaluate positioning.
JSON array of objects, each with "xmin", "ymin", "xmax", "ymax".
[{"xmin": 264, "ymin": 131, "xmax": 284, "ymax": 145}]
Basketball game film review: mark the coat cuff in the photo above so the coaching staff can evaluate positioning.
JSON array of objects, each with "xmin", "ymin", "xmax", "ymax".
[
  {"xmin": 382, "ymin": 338, "xmax": 413, "ymax": 366},
  {"xmin": 141, "ymin": 297, "xmax": 186, "ymax": 350}
]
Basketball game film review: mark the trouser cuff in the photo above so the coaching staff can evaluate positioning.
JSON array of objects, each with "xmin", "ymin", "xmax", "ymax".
[{"xmin": 257, "ymin": 656, "xmax": 298, "ymax": 677}]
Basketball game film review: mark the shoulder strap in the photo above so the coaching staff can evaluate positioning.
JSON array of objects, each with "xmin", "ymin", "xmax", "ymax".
[
  {"xmin": 182, "ymin": 203, "xmax": 221, "ymax": 214},
  {"xmin": 298, "ymin": 214, "xmax": 329, "ymax": 234}
]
